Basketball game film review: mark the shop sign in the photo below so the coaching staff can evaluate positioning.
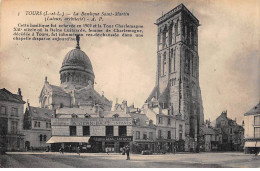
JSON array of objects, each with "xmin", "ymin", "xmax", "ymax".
[
  {"xmin": 93, "ymin": 136, "xmax": 133, "ymax": 142},
  {"xmin": 52, "ymin": 118, "xmax": 132, "ymax": 126}
]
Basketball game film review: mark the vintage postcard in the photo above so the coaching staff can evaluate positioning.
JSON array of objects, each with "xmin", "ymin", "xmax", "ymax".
[{"xmin": 0, "ymin": 0, "xmax": 259, "ymax": 168}]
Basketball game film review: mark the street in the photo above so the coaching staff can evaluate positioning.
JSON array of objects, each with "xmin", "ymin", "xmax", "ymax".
[{"xmin": 0, "ymin": 152, "xmax": 259, "ymax": 168}]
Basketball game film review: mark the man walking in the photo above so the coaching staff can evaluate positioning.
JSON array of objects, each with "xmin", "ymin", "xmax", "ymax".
[{"xmin": 126, "ymin": 145, "xmax": 130, "ymax": 160}]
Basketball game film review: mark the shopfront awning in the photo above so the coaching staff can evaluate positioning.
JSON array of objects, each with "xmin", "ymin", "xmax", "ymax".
[
  {"xmin": 46, "ymin": 136, "xmax": 90, "ymax": 144},
  {"xmin": 244, "ymin": 141, "xmax": 260, "ymax": 147}
]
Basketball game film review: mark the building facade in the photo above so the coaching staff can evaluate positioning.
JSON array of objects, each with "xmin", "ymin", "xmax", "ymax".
[
  {"xmin": 0, "ymin": 88, "xmax": 25, "ymax": 151},
  {"xmin": 215, "ymin": 111, "xmax": 244, "ymax": 151},
  {"xmin": 244, "ymin": 102, "xmax": 260, "ymax": 154},
  {"xmin": 23, "ymin": 102, "xmax": 53, "ymax": 150},
  {"xmin": 44, "ymin": 36, "xmax": 133, "ymax": 153},
  {"xmin": 146, "ymin": 4, "xmax": 204, "ymax": 151},
  {"xmin": 39, "ymin": 36, "xmax": 112, "ymax": 111},
  {"xmin": 199, "ymin": 120, "xmax": 221, "ymax": 152},
  {"xmin": 48, "ymin": 110, "xmax": 133, "ymax": 153}
]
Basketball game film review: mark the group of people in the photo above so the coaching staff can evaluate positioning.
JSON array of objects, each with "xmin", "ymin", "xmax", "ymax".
[{"xmin": 59, "ymin": 146, "xmax": 81, "ymax": 155}]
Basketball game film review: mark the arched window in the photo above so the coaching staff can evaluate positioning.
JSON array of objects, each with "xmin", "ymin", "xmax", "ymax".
[
  {"xmin": 43, "ymin": 135, "xmax": 47, "ymax": 141},
  {"xmin": 169, "ymin": 49, "xmax": 172, "ymax": 73},
  {"xmin": 191, "ymin": 26, "xmax": 194, "ymax": 47},
  {"xmin": 173, "ymin": 48, "xmax": 176, "ymax": 72},
  {"xmin": 185, "ymin": 50, "xmax": 190, "ymax": 74},
  {"xmin": 175, "ymin": 21, "xmax": 178, "ymax": 35},
  {"xmin": 149, "ymin": 120, "xmax": 153, "ymax": 126},
  {"xmin": 42, "ymin": 96, "xmax": 47, "ymax": 108},
  {"xmin": 162, "ymin": 52, "xmax": 167, "ymax": 76},
  {"xmin": 169, "ymin": 24, "xmax": 173, "ymax": 45},
  {"xmin": 162, "ymin": 26, "xmax": 167, "ymax": 48}
]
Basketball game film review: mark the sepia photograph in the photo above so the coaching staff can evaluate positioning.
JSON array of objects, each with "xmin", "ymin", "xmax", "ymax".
[{"xmin": 0, "ymin": 0, "xmax": 259, "ymax": 168}]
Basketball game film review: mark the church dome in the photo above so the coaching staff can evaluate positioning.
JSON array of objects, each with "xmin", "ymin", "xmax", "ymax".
[
  {"xmin": 60, "ymin": 35, "xmax": 95, "ymax": 88},
  {"xmin": 61, "ymin": 48, "xmax": 94, "ymax": 74}
]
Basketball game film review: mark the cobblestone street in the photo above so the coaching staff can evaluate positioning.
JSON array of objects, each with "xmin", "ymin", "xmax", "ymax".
[{"xmin": 0, "ymin": 152, "xmax": 259, "ymax": 168}]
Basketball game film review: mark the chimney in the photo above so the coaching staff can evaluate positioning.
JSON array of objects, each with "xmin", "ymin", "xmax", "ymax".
[
  {"xmin": 17, "ymin": 88, "xmax": 22, "ymax": 96},
  {"xmin": 26, "ymin": 99, "xmax": 30, "ymax": 108}
]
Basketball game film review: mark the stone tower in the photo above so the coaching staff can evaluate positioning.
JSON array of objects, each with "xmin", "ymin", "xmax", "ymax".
[{"xmin": 146, "ymin": 4, "xmax": 204, "ymax": 144}]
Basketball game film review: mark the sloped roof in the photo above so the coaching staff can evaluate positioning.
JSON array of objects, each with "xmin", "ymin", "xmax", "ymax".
[
  {"xmin": 77, "ymin": 86, "xmax": 111, "ymax": 104},
  {"xmin": 146, "ymin": 85, "xmax": 159, "ymax": 102},
  {"xmin": 29, "ymin": 106, "xmax": 53, "ymax": 120},
  {"xmin": 0, "ymin": 88, "xmax": 25, "ymax": 104},
  {"xmin": 244, "ymin": 102, "xmax": 260, "ymax": 116},
  {"xmin": 200, "ymin": 126, "xmax": 217, "ymax": 135},
  {"xmin": 57, "ymin": 107, "xmax": 95, "ymax": 115},
  {"xmin": 103, "ymin": 111, "xmax": 130, "ymax": 118},
  {"xmin": 129, "ymin": 113, "xmax": 152, "ymax": 126},
  {"xmin": 158, "ymin": 85, "xmax": 169, "ymax": 103},
  {"xmin": 49, "ymin": 84, "xmax": 68, "ymax": 94}
]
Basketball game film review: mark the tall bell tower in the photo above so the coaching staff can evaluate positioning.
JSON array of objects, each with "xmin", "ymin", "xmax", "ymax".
[{"xmin": 146, "ymin": 4, "xmax": 204, "ymax": 148}]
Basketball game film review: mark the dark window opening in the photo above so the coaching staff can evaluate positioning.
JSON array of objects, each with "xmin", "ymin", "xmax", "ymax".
[
  {"xmin": 118, "ymin": 126, "xmax": 127, "ymax": 136},
  {"xmin": 168, "ymin": 118, "xmax": 171, "ymax": 125},
  {"xmin": 179, "ymin": 133, "xmax": 182, "ymax": 140},
  {"xmin": 106, "ymin": 126, "xmax": 114, "ymax": 137},
  {"xmin": 70, "ymin": 126, "xmax": 77, "ymax": 136},
  {"xmin": 167, "ymin": 131, "xmax": 171, "ymax": 139},
  {"xmin": 143, "ymin": 133, "xmax": 147, "ymax": 140},
  {"xmin": 83, "ymin": 126, "xmax": 90, "ymax": 136},
  {"xmin": 40, "ymin": 134, "xmax": 42, "ymax": 141}
]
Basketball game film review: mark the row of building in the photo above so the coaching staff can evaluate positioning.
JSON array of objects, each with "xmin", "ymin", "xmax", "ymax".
[
  {"xmin": 0, "ymin": 4, "xmax": 259, "ymax": 154},
  {"xmin": 2, "ymin": 87, "xmax": 258, "ymax": 153},
  {"xmin": 0, "ymin": 87, "xmax": 186, "ymax": 153}
]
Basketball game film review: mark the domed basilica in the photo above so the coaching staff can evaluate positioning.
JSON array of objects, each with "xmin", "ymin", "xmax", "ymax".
[{"xmin": 39, "ymin": 36, "xmax": 112, "ymax": 113}]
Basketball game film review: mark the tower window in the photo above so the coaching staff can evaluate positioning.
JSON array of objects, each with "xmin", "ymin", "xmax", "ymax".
[
  {"xmin": 162, "ymin": 52, "xmax": 167, "ymax": 76},
  {"xmin": 185, "ymin": 50, "xmax": 190, "ymax": 74},
  {"xmin": 162, "ymin": 27, "xmax": 167, "ymax": 48},
  {"xmin": 175, "ymin": 22, "xmax": 178, "ymax": 35},
  {"xmin": 173, "ymin": 48, "xmax": 176, "ymax": 72},
  {"xmin": 169, "ymin": 24, "xmax": 172, "ymax": 45}
]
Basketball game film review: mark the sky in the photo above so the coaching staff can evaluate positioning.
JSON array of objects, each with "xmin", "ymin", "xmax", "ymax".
[{"xmin": 0, "ymin": 0, "xmax": 259, "ymax": 124}]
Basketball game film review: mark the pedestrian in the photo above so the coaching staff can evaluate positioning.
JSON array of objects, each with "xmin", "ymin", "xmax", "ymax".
[
  {"xmin": 59, "ymin": 147, "xmax": 62, "ymax": 154},
  {"xmin": 76, "ymin": 146, "xmax": 80, "ymax": 156},
  {"xmin": 122, "ymin": 147, "xmax": 125, "ymax": 155},
  {"xmin": 255, "ymin": 147, "xmax": 258, "ymax": 156},
  {"xmin": 173, "ymin": 145, "xmax": 176, "ymax": 155},
  {"xmin": 106, "ymin": 147, "xmax": 109, "ymax": 155},
  {"xmin": 69, "ymin": 145, "xmax": 71, "ymax": 152},
  {"xmin": 61, "ymin": 147, "xmax": 64, "ymax": 154},
  {"xmin": 126, "ymin": 145, "xmax": 130, "ymax": 160}
]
